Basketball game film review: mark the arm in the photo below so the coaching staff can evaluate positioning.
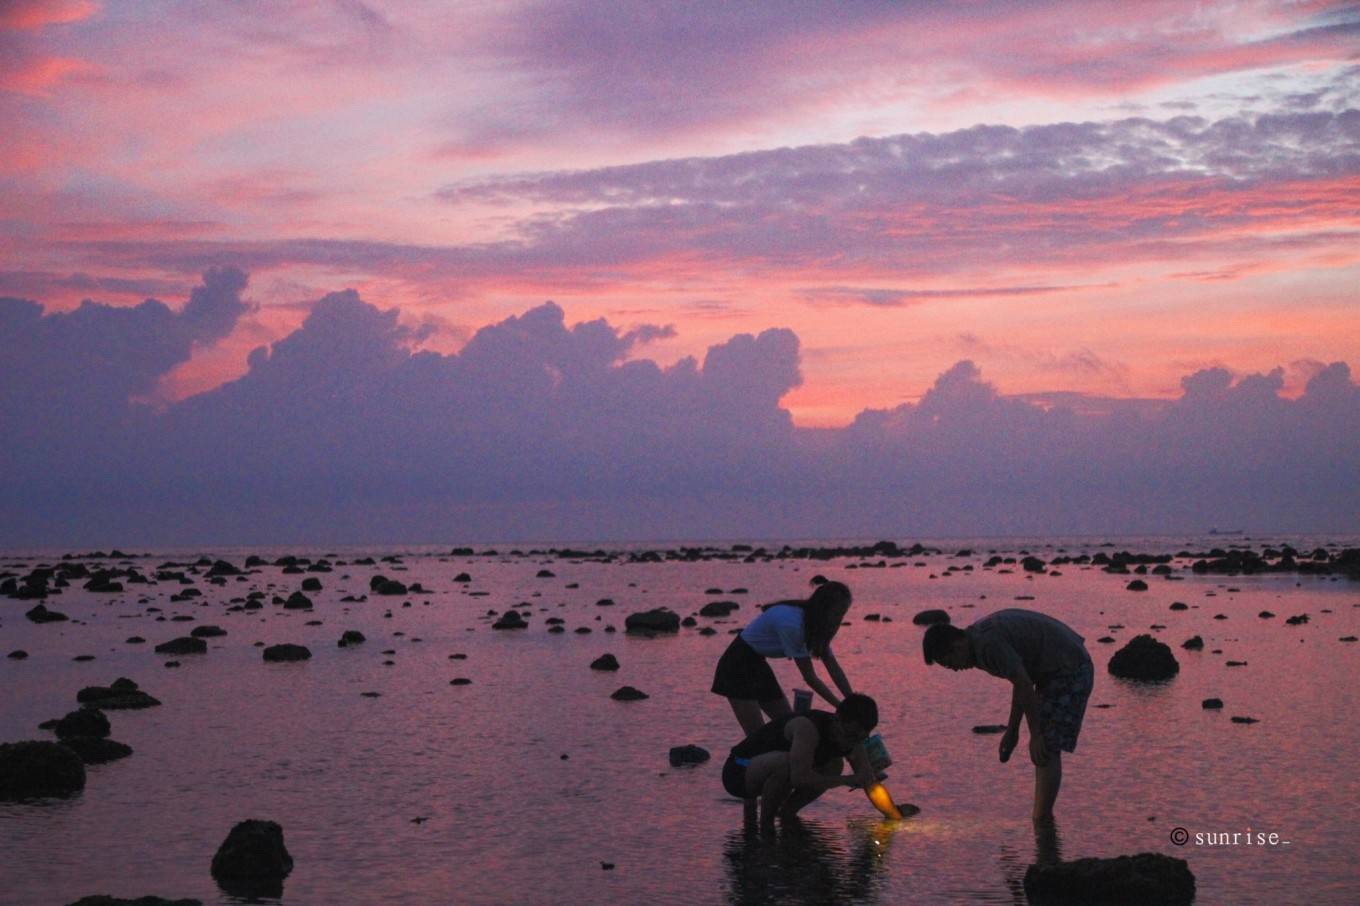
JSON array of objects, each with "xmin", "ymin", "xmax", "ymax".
[
  {"xmin": 846, "ymin": 741, "xmax": 877, "ymax": 789},
  {"xmin": 787, "ymin": 718, "xmax": 856, "ymax": 792},
  {"xmin": 794, "ymin": 656, "xmax": 842, "ymax": 708},
  {"xmin": 821, "ymin": 645, "xmax": 855, "ymax": 699},
  {"xmin": 1009, "ymin": 671, "xmax": 1048, "ymax": 767},
  {"xmin": 1000, "ymin": 682, "xmax": 1024, "ymax": 762}
]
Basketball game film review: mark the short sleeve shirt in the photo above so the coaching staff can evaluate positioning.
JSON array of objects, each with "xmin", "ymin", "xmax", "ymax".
[
  {"xmin": 966, "ymin": 609, "xmax": 1089, "ymax": 683},
  {"xmin": 740, "ymin": 604, "xmax": 810, "ymax": 659}
]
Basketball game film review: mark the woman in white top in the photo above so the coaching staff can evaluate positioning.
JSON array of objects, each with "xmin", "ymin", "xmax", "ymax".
[{"xmin": 710, "ymin": 581, "xmax": 858, "ymax": 735}]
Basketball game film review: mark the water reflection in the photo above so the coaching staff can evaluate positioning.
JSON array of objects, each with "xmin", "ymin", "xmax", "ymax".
[
  {"xmin": 998, "ymin": 819, "xmax": 1063, "ymax": 903},
  {"xmin": 722, "ymin": 817, "xmax": 901, "ymax": 905}
]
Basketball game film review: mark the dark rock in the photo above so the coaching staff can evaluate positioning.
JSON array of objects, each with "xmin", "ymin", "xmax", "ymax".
[
  {"xmin": 1285, "ymin": 614, "xmax": 1309, "ymax": 625},
  {"xmin": 590, "ymin": 654, "xmax": 620, "ymax": 671},
  {"xmin": 1202, "ymin": 698, "xmax": 1224, "ymax": 709},
  {"xmin": 625, "ymin": 608, "xmax": 681, "ymax": 633},
  {"xmin": 1169, "ymin": 602, "xmax": 1188, "ymax": 611},
  {"xmin": 300, "ymin": 578, "xmax": 322, "ymax": 592},
  {"xmin": 912, "ymin": 609, "xmax": 950, "ymax": 626},
  {"xmin": 8, "ymin": 650, "xmax": 29, "ymax": 659},
  {"xmin": 595, "ymin": 598, "xmax": 615, "ymax": 607},
  {"xmin": 1232, "ymin": 716, "xmax": 1259, "ymax": 724},
  {"xmin": 680, "ymin": 616, "xmax": 697, "ymax": 628},
  {"xmin": 699, "ymin": 600, "xmax": 739, "ymax": 617},
  {"xmin": 77, "ymin": 681, "xmax": 160, "ymax": 710},
  {"xmin": 66, "ymin": 892, "xmax": 199, "ymax": 897},
  {"xmin": 283, "ymin": 591, "xmax": 313, "ymax": 610},
  {"xmin": 55, "ymin": 709, "xmax": 110, "ymax": 740},
  {"xmin": 454, "ymin": 572, "xmax": 471, "ymax": 583},
  {"xmin": 1125, "ymin": 579, "xmax": 1148, "ymax": 591},
  {"xmin": 1258, "ymin": 610, "xmax": 1275, "ymax": 619},
  {"xmin": 536, "ymin": 569, "xmax": 555, "ymax": 578},
  {"xmin": 698, "ymin": 627, "xmax": 717, "ymax": 636},
  {"xmin": 190, "ymin": 625, "xmax": 226, "ymax": 638},
  {"xmin": 0, "ymin": 740, "xmax": 86, "ymax": 799},
  {"xmin": 25, "ymin": 603, "xmax": 69, "ymax": 623},
  {"xmin": 1096, "ymin": 636, "xmax": 1116, "ymax": 644},
  {"xmin": 211, "ymin": 819, "xmax": 293, "ymax": 892},
  {"xmin": 60, "ymin": 736, "xmax": 133, "ymax": 764},
  {"xmin": 374, "ymin": 579, "xmax": 407, "ymax": 596},
  {"xmin": 972, "ymin": 724, "xmax": 1007, "ymax": 734},
  {"xmin": 206, "ymin": 560, "xmax": 242, "ymax": 577},
  {"xmin": 1181, "ymin": 636, "xmax": 1204, "ymax": 650},
  {"xmin": 1226, "ymin": 660, "xmax": 1247, "ymax": 667},
  {"xmin": 338, "ymin": 630, "xmax": 366, "ymax": 647},
  {"xmin": 1022, "ymin": 852, "xmax": 1194, "ymax": 905},
  {"xmin": 262, "ymin": 644, "xmax": 311, "ymax": 663},
  {"xmin": 154, "ymin": 637, "xmax": 207, "ymax": 655},
  {"xmin": 449, "ymin": 678, "xmax": 472, "ymax": 686},
  {"xmin": 1108, "ymin": 634, "xmax": 1179, "ymax": 681},
  {"xmin": 492, "ymin": 611, "xmax": 528, "ymax": 630},
  {"xmin": 611, "ymin": 686, "xmax": 649, "ymax": 701},
  {"xmin": 668, "ymin": 745, "xmax": 710, "ymax": 766}
]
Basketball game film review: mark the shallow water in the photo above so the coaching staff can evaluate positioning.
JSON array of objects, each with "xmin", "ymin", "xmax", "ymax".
[{"xmin": 2, "ymin": 535, "xmax": 1357, "ymax": 905}]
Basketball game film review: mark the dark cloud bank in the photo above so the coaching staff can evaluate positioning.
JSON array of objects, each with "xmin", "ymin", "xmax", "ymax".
[{"xmin": 1, "ymin": 269, "xmax": 1356, "ymax": 547}]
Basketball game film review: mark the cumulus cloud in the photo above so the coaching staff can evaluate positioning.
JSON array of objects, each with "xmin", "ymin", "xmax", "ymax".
[{"xmin": 0, "ymin": 273, "xmax": 1355, "ymax": 544}]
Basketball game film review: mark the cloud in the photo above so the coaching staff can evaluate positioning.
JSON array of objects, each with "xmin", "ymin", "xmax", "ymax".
[{"xmin": 0, "ymin": 273, "xmax": 1355, "ymax": 544}]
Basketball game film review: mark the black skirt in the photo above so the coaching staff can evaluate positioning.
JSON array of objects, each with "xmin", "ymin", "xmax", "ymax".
[{"xmin": 711, "ymin": 635, "xmax": 783, "ymax": 701}]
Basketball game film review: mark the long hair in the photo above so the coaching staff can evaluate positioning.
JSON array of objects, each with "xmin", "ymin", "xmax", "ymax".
[{"xmin": 802, "ymin": 581, "xmax": 851, "ymax": 658}]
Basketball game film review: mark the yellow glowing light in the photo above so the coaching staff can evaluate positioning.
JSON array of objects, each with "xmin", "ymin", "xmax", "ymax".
[{"xmin": 866, "ymin": 782, "xmax": 904, "ymax": 820}]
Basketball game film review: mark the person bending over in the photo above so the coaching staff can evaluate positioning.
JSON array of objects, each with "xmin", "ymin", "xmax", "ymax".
[
  {"xmin": 923, "ymin": 609, "xmax": 1093, "ymax": 823},
  {"xmin": 711, "ymin": 581, "xmax": 857, "ymax": 736},
  {"xmin": 721, "ymin": 693, "xmax": 880, "ymax": 831}
]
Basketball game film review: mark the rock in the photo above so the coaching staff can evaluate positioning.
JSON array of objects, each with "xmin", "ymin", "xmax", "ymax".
[
  {"xmin": 1341, "ymin": 636, "xmax": 1358, "ymax": 642},
  {"xmin": 1258, "ymin": 610, "xmax": 1275, "ymax": 619},
  {"xmin": 1231, "ymin": 715, "xmax": 1259, "ymax": 724},
  {"xmin": 1108, "ymin": 634, "xmax": 1179, "ymax": 681},
  {"xmin": 590, "ymin": 654, "xmax": 620, "ymax": 671},
  {"xmin": 1169, "ymin": 602, "xmax": 1188, "ymax": 611},
  {"xmin": 1226, "ymin": 660, "xmax": 1247, "ymax": 667},
  {"xmin": 300, "ymin": 578, "xmax": 322, "ymax": 592},
  {"xmin": 699, "ymin": 600, "xmax": 739, "ymax": 617},
  {"xmin": 283, "ymin": 591, "xmax": 313, "ymax": 610},
  {"xmin": 25, "ymin": 603, "xmax": 69, "ymax": 623},
  {"xmin": 338, "ymin": 630, "xmax": 366, "ymax": 647},
  {"xmin": 54, "ymin": 709, "xmax": 110, "ymax": 740},
  {"xmin": 373, "ymin": 579, "xmax": 406, "ymax": 596},
  {"xmin": 60, "ymin": 737, "xmax": 133, "ymax": 765},
  {"xmin": 190, "ymin": 625, "xmax": 227, "ymax": 638},
  {"xmin": 912, "ymin": 609, "xmax": 950, "ymax": 626},
  {"xmin": 65, "ymin": 892, "xmax": 201, "ymax": 897},
  {"xmin": 972, "ymin": 724, "xmax": 1008, "ymax": 734},
  {"xmin": 595, "ymin": 598, "xmax": 615, "ymax": 607},
  {"xmin": 1096, "ymin": 636, "xmax": 1116, "ymax": 644},
  {"xmin": 624, "ymin": 608, "xmax": 680, "ymax": 633},
  {"xmin": 680, "ymin": 616, "xmax": 697, "ymax": 628},
  {"xmin": 206, "ymin": 560, "xmax": 242, "ymax": 577},
  {"xmin": 77, "ymin": 680, "xmax": 160, "ymax": 710},
  {"xmin": 154, "ymin": 637, "xmax": 207, "ymax": 655},
  {"xmin": 1181, "ymin": 636, "xmax": 1203, "ymax": 650},
  {"xmin": 8, "ymin": 650, "xmax": 29, "ymax": 659},
  {"xmin": 211, "ymin": 819, "xmax": 293, "ymax": 892},
  {"xmin": 698, "ymin": 627, "xmax": 717, "ymax": 636},
  {"xmin": 0, "ymin": 740, "xmax": 86, "ymax": 799},
  {"xmin": 492, "ymin": 611, "xmax": 527, "ymax": 630},
  {"xmin": 1285, "ymin": 614, "xmax": 1309, "ymax": 625},
  {"xmin": 536, "ymin": 569, "xmax": 555, "ymax": 578},
  {"xmin": 668, "ymin": 745, "xmax": 710, "ymax": 766},
  {"xmin": 1202, "ymin": 698, "xmax": 1224, "ymax": 709},
  {"xmin": 262, "ymin": 644, "xmax": 311, "ymax": 663},
  {"xmin": 449, "ymin": 678, "xmax": 472, "ymax": 686},
  {"xmin": 1022, "ymin": 852, "xmax": 1194, "ymax": 905},
  {"xmin": 1125, "ymin": 579, "xmax": 1148, "ymax": 591},
  {"xmin": 454, "ymin": 572, "xmax": 472, "ymax": 583},
  {"xmin": 611, "ymin": 686, "xmax": 649, "ymax": 701}
]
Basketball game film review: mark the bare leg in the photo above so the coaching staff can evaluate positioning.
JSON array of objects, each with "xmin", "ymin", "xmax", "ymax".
[
  {"xmin": 741, "ymin": 752, "xmax": 792, "ymax": 831},
  {"xmin": 1033, "ymin": 750, "xmax": 1062, "ymax": 822},
  {"xmin": 781, "ymin": 756, "xmax": 844, "ymax": 817},
  {"xmin": 760, "ymin": 695, "xmax": 792, "ymax": 722},
  {"xmin": 729, "ymin": 698, "xmax": 767, "ymax": 736}
]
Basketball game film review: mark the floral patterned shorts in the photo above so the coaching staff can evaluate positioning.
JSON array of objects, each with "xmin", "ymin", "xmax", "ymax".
[{"xmin": 1037, "ymin": 658, "xmax": 1094, "ymax": 753}]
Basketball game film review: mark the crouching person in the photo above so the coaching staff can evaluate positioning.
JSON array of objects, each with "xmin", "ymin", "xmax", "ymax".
[{"xmin": 721, "ymin": 693, "xmax": 879, "ymax": 830}]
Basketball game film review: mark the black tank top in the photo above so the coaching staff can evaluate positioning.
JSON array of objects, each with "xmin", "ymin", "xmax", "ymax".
[{"xmin": 731, "ymin": 710, "xmax": 848, "ymax": 765}]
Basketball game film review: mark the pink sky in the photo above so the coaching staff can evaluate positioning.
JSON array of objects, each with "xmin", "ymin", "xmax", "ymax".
[{"xmin": 2, "ymin": 0, "xmax": 1357, "ymax": 427}]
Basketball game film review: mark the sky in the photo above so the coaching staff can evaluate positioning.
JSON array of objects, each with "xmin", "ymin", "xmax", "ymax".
[{"xmin": 1, "ymin": 0, "xmax": 1357, "ymax": 545}]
